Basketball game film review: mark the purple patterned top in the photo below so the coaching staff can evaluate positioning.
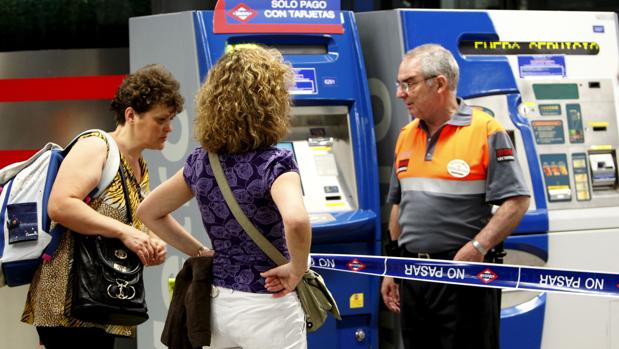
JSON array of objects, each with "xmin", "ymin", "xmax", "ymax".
[{"xmin": 183, "ymin": 146, "xmax": 299, "ymax": 293}]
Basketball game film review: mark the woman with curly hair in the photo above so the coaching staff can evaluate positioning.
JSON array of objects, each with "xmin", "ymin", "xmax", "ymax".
[
  {"xmin": 137, "ymin": 45, "xmax": 310, "ymax": 348},
  {"xmin": 22, "ymin": 64, "xmax": 185, "ymax": 348}
]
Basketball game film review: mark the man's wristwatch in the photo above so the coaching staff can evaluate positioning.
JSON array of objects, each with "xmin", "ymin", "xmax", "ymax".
[{"xmin": 471, "ymin": 239, "xmax": 488, "ymax": 256}]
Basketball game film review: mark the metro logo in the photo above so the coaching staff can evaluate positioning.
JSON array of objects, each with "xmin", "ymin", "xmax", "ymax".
[
  {"xmin": 477, "ymin": 268, "xmax": 498, "ymax": 284},
  {"xmin": 227, "ymin": 3, "xmax": 257, "ymax": 22},
  {"xmin": 347, "ymin": 258, "xmax": 366, "ymax": 272}
]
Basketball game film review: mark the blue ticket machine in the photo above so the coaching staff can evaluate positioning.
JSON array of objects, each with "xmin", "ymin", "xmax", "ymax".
[
  {"xmin": 130, "ymin": 7, "xmax": 381, "ymax": 349},
  {"xmin": 357, "ymin": 9, "xmax": 619, "ymax": 349}
]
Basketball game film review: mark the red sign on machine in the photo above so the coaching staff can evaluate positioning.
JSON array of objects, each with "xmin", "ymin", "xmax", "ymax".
[{"xmin": 213, "ymin": 0, "xmax": 343, "ymax": 34}]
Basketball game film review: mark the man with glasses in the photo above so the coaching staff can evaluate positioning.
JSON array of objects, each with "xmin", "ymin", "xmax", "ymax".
[{"xmin": 381, "ymin": 44, "xmax": 530, "ymax": 349}]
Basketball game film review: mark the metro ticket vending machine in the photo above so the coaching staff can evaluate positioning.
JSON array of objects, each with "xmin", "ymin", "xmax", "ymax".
[
  {"xmin": 356, "ymin": 9, "xmax": 619, "ymax": 349},
  {"xmin": 130, "ymin": 7, "xmax": 381, "ymax": 349}
]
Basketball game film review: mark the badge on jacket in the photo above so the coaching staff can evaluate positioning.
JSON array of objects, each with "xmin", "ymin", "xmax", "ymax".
[
  {"xmin": 447, "ymin": 159, "xmax": 470, "ymax": 178},
  {"xmin": 496, "ymin": 148, "xmax": 515, "ymax": 162}
]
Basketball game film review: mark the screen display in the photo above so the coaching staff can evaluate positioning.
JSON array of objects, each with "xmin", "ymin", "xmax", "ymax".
[
  {"xmin": 277, "ymin": 141, "xmax": 295, "ymax": 158},
  {"xmin": 533, "ymin": 83, "xmax": 579, "ymax": 100}
]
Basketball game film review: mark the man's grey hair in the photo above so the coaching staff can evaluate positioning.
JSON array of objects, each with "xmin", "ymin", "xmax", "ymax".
[{"xmin": 404, "ymin": 44, "xmax": 459, "ymax": 92}]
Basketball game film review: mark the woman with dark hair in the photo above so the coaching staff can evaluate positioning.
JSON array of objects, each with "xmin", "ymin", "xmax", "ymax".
[
  {"xmin": 137, "ymin": 46, "xmax": 310, "ymax": 348},
  {"xmin": 22, "ymin": 64, "xmax": 185, "ymax": 349}
]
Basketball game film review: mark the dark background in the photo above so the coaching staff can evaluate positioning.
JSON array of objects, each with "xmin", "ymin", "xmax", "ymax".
[{"xmin": 0, "ymin": 0, "xmax": 617, "ymax": 52}]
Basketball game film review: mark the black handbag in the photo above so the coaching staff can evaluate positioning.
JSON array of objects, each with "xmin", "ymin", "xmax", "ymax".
[{"xmin": 70, "ymin": 165, "xmax": 149, "ymax": 326}]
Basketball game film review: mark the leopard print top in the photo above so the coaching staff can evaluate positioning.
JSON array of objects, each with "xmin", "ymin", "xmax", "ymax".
[{"xmin": 21, "ymin": 132, "xmax": 150, "ymax": 337}]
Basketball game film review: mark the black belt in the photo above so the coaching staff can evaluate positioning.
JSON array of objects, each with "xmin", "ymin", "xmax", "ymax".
[
  {"xmin": 402, "ymin": 248, "xmax": 503, "ymax": 263},
  {"xmin": 401, "ymin": 249, "xmax": 458, "ymax": 260}
]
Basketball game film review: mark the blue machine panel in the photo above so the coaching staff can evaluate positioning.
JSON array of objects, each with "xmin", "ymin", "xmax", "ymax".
[{"xmin": 191, "ymin": 11, "xmax": 381, "ymax": 349}]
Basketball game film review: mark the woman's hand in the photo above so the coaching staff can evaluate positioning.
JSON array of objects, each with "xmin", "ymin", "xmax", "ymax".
[
  {"xmin": 146, "ymin": 238, "xmax": 167, "ymax": 266},
  {"xmin": 119, "ymin": 227, "xmax": 156, "ymax": 265},
  {"xmin": 260, "ymin": 263, "xmax": 305, "ymax": 298},
  {"xmin": 196, "ymin": 246, "xmax": 215, "ymax": 258}
]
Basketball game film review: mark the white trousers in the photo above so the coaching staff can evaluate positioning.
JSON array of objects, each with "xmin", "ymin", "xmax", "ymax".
[{"xmin": 205, "ymin": 286, "xmax": 307, "ymax": 349}]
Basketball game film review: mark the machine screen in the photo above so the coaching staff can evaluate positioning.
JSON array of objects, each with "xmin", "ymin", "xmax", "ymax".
[
  {"xmin": 276, "ymin": 141, "xmax": 304, "ymax": 194},
  {"xmin": 277, "ymin": 141, "xmax": 296, "ymax": 160},
  {"xmin": 532, "ymin": 83, "xmax": 579, "ymax": 100}
]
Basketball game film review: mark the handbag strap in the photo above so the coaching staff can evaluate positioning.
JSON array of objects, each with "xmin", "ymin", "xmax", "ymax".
[
  {"xmin": 118, "ymin": 161, "xmax": 133, "ymax": 224},
  {"xmin": 208, "ymin": 152, "xmax": 288, "ymax": 266},
  {"xmin": 86, "ymin": 134, "xmax": 132, "ymax": 224}
]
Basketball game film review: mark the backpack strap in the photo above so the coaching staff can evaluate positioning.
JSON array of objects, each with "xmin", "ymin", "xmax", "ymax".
[
  {"xmin": 42, "ymin": 130, "xmax": 120, "ymax": 261},
  {"xmin": 64, "ymin": 129, "xmax": 121, "ymax": 198},
  {"xmin": 0, "ymin": 180, "xmax": 14, "ymax": 259},
  {"xmin": 94, "ymin": 131, "xmax": 120, "ymax": 198}
]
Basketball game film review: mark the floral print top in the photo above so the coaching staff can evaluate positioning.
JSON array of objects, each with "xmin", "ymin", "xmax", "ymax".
[{"xmin": 183, "ymin": 146, "xmax": 298, "ymax": 293}]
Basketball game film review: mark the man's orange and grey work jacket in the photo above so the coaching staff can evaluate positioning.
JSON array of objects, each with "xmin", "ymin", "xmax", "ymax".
[{"xmin": 386, "ymin": 101, "xmax": 530, "ymax": 253}]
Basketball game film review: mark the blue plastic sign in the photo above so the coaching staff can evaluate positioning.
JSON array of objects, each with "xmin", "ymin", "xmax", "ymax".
[
  {"xmin": 518, "ymin": 55, "xmax": 566, "ymax": 77},
  {"xmin": 290, "ymin": 68, "xmax": 318, "ymax": 95},
  {"xmin": 214, "ymin": 0, "xmax": 343, "ymax": 34}
]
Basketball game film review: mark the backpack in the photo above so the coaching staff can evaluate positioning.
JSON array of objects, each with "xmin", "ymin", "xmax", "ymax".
[{"xmin": 0, "ymin": 129, "xmax": 120, "ymax": 287}]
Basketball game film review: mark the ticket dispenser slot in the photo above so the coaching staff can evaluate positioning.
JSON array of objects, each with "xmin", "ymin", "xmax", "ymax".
[
  {"xmin": 283, "ymin": 106, "xmax": 358, "ymax": 222},
  {"xmin": 588, "ymin": 151, "xmax": 617, "ymax": 189}
]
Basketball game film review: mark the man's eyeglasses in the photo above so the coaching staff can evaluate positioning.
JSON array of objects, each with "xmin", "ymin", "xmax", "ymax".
[{"xmin": 395, "ymin": 75, "xmax": 437, "ymax": 93}]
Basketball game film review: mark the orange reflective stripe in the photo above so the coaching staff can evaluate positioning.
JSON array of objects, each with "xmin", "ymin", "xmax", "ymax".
[{"xmin": 395, "ymin": 109, "xmax": 498, "ymax": 182}]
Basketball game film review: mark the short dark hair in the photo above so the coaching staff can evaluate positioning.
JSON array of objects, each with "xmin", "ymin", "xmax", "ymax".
[{"xmin": 110, "ymin": 64, "xmax": 184, "ymax": 125}]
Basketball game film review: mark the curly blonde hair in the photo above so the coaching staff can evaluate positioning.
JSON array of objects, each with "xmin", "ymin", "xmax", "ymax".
[{"xmin": 194, "ymin": 45, "xmax": 293, "ymax": 154}]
